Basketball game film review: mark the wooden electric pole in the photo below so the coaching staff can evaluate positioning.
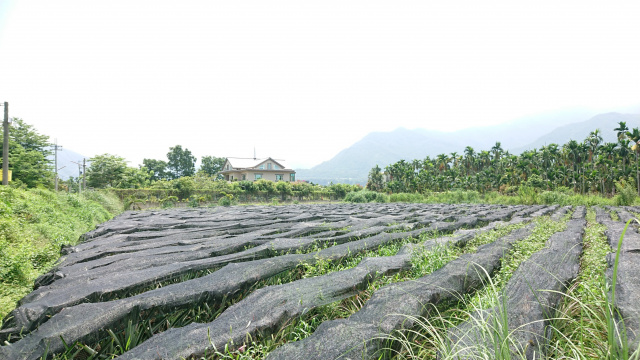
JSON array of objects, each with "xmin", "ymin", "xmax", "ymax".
[
  {"xmin": 82, "ymin": 158, "xmax": 86, "ymax": 191},
  {"xmin": 71, "ymin": 160, "xmax": 82, "ymax": 194},
  {"xmin": 53, "ymin": 139, "xmax": 63, "ymax": 191},
  {"xmin": 2, "ymin": 102, "xmax": 8, "ymax": 186}
]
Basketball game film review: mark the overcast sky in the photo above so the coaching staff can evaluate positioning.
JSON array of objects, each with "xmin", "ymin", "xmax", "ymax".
[{"xmin": 0, "ymin": 1, "xmax": 639, "ymax": 169}]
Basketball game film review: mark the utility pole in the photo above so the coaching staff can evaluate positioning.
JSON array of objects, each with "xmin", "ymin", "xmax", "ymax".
[
  {"xmin": 82, "ymin": 158, "xmax": 86, "ymax": 191},
  {"xmin": 2, "ymin": 102, "xmax": 8, "ymax": 186},
  {"xmin": 53, "ymin": 139, "xmax": 63, "ymax": 191},
  {"xmin": 71, "ymin": 160, "xmax": 82, "ymax": 194}
]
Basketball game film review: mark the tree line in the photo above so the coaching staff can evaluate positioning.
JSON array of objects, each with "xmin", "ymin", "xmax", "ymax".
[
  {"xmin": 368, "ymin": 122, "xmax": 640, "ymax": 197},
  {"xmin": 83, "ymin": 147, "xmax": 226, "ymax": 189},
  {"xmin": 0, "ymin": 118, "xmax": 228, "ymax": 190},
  {"xmin": 0, "ymin": 119, "xmax": 363, "ymax": 204}
]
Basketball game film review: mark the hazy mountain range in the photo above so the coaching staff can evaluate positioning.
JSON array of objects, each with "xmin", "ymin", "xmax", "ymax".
[
  {"xmin": 54, "ymin": 110, "xmax": 640, "ymax": 185},
  {"xmin": 296, "ymin": 111, "xmax": 640, "ymax": 185}
]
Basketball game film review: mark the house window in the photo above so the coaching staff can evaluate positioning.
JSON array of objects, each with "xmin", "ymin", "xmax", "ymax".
[
  {"xmin": 255, "ymin": 174, "xmax": 263, "ymax": 180},
  {"xmin": 275, "ymin": 174, "xmax": 283, "ymax": 181},
  {"xmin": 259, "ymin": 165, "xmax": 265, "ymax": 170},
  {"xmin": 274, "ymin": 164, "xmax": 280, "ymax": 170},
  {"xmin": 290, "ymin": 173, "xmax": 295, "ymax": 182},
  {"xmin": 226, "ymin": 164, "xmax": 230, "ymax": 171},
  {"xmin": 242, "ymin": 174, "xmax": 246, "ymax": 180},
  {"xmin": 267, "ymin": 163, "xmax": 272, "ymax": 170}
]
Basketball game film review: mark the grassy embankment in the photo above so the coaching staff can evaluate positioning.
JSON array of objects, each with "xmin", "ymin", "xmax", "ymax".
[{"xmin": 0, "ymin": 187, "xmax": 122, "ymax": 324}]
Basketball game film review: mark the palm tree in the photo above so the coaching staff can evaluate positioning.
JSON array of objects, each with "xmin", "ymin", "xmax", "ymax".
[
  {"xmin": 626, "ymin": 128, "xmax": 640, "ymax": 195},
  {"xmin": 586, "ymin": 129, "xmax": 603, "ymax": 170},
  {"xmin": 464, "ymin": 146, "xmax": 475, "ymax": 176},
  {"xmin": 615, "ymin": 121, "xmax": 629, "ymax": 141},
  {"xmin": 375, "ymin": 123, "xmax": 638, "ymax": 197}
]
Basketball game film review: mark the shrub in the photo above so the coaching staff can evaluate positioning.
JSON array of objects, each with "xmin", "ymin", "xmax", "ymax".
[
  {"xmin": 448, "ymin": 190, "xmax": 480, "ymax": 203},
  {"xmin": 518, "ymin": 186, "xmax": 538, "ymax": 205},
  {"xmin": 344, "ymin": 190, "xmax": 389, "ymax": 203},
  {"xmin": 161, "ymin": 196, "xmax": 178, "ymax": 208},
  {"xmin": 526, "ymin": 173, "xmax": 545, "ymax": 190},
  {"xmin": 539, "ymin": 191, "xmax": 569, "ymax": 205},
  {"xmin": 218, "ymin": 193, "xmax": 236, "ymax": 206},
  {"xmin": 389, "ymin": 193, "xmax": 425, "ymax": 203},
  {"xmin": 188, "ymin": 197, "xmax": 202, "ymax": 208},
  {"xmin": 614, "ymin": 178, "xmax": 637, "ymax": 206}
]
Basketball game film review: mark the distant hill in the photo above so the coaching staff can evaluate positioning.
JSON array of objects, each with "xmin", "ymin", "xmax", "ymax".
[
  {"xmin": 511, "ymin": 112, "xmax": 640, "ymax": 153},
  {"xmin": 296, "ymin": 128, "xmax": 457, "ymax": 185},
  {"xmin": 296, "ymin": 111, "xmax": 640, "ymax": 185},
  {"xmin": 47, "ymin": 148, "xmax": 89, "ymax": 180}
]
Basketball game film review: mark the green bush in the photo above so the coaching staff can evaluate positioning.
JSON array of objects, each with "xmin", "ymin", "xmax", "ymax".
[
  {"xmin": 539, "ymin": 191, "xmax": 569, "ymax": 205},
  {"xmin": 188, "ymin": 197, "xmax": 202, "ymax": 208},
  {"xmin": 518, "ymin": 186, "xmax": 538, "ymax": 205},
  {"xmin": 218, "ymin": 193, "xmax": 236, "ymax": 206},
  {"xmin": 526, "ymin": 173, "xmax": 545, "ymax": 190},
  {"xmin": 448, "ymin": 190, "xmax": 481, "ymax": 203},
  {"xmin": 160, "ymin": 196, "xmax": 178, "ymax": 208},
  {"xmin": 389, "ymin": 193, "xmax": 425, "ymax": 203},
  {"xmin": 614, "ymin": 178, "xmax": 637, "ymax": 206},
  {"xmin": 344, "ymin": 190, "xmax": 389, "ymax": 203}
]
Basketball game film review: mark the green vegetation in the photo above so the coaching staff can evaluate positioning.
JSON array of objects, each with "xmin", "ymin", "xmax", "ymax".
[
  {"xmin": 0, "ymin": 118, "xmax": 53, "ymax": 189},
  {"xmin": 166, "ymin": 144, "xmax": 197, "ymax": 179},
  {"xmin": 0, "ymin": 187, "xmax": 122, "ymax": 323},
  {"xmin": 346, "ymin": 188, "xmax": 622, "ymax": 206},
  {"xmin": 86, "ymin": 154, "xmax": 152, "ymax": 189},
  {"xmin": 371, "ymin": 123, "xmax": 640, "ymax": 203},
  {"xmin": 111, "ymin": 178, "xmax": 362, "ymax": 208},
  {"xmin": 343, "ymin": 189, "xmax": 389, "ymax": 203}
]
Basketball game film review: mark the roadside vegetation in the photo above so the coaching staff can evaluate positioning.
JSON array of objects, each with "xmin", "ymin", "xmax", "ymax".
[{"xmin": 0, "ymin": 188, "xmax": 122, "ymax": 324}]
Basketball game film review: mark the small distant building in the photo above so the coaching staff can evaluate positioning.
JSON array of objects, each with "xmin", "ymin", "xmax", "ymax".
[{"xmin": 220, "ymin": 157, "xmax": 296, "ymax": 182}]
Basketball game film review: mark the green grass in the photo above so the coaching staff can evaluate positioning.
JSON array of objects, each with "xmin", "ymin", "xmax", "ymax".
[
  {"xmin": 383, "ymin": 190, "xmax": 621, "ymax": 207},
  {"xmin": 543, "ymin": 209, "xmax": 612, "ymax": 359},
  {"xmin": 0, "ymin": 187, "xmax": 122, "ymax": 324},
  {"xmin": 466, "ymin": 216, "xmax": 567, "ymax": 310},
  {"xmin": 378, "ymin": 216, "xmax": 565, "ymax": 359}
]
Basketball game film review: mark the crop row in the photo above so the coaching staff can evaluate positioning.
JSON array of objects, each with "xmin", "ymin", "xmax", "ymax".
[{"xmin": 1, "ymin": 203, "xmax": 638, "ymax": 359}]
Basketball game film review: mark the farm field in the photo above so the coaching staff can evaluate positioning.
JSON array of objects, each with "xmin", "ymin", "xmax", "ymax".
[{"xmin": 1, "ymin": 203, "xmax": 639, "ymax": 359}]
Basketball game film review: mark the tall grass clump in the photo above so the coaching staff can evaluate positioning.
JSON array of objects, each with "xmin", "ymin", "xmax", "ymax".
[
  {"xmin": 548, "ymin": 214, "xmax": 640, "ymax": 359},
  {"xmin": 604, "ymin": 218, "xmax": 640, "ymax": 359},
  {"xmin": 0, "ymin": 187, "xmax": 122, "ymax": 323},
  {"xmin": 389, "ymin": 193, "xmax": 425, "ymax": 203},
  {"xmin": 614, "ymin": 178, "xmax": 637, "ymax": 206},
  {"xmin": 344, "ymin": 190, "xmax": 389, "ymax": 203},
  {"xmin": 421, "ymin": 190, "xmax": 482, "ymax": 204}
]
